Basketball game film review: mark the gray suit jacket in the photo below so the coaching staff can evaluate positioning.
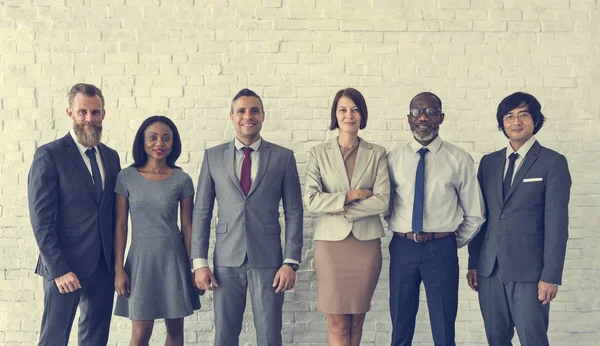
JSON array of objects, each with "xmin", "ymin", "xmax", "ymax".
[
  {"xmin": 191, "ymin": 139, "xmax": 303, "ymax": 268},
  {"xmin": 28, "ymin": 133, "xmax": 121, "ymax": 279},
  {"xmin": 468, "ymin": 141, "xmax": 571, "ymax": 284}
]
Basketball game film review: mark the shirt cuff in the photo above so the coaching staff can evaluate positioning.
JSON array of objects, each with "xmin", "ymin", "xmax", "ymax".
[
  {"xmin": 283, "ymin": 258, "xmax": 299, "ymax": 265},
  {"xmin": 192, "ymin": 258, "xmax": 209, "ymax": 271}
]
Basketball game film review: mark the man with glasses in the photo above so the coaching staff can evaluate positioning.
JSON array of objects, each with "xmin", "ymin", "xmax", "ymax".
[
  {"xmin": 467, "ymin": 92, "xmax": 571, "ymax": 346},
  {"xmin": 386, "ymin": 92, "xmax": 485, "ymax": 346}
]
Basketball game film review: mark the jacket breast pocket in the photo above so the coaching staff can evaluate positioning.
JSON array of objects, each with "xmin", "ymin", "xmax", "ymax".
[
  {"xmin": 216, "ymin": 224, "xmax": 228, "ymax": 234},
  {"xmin": 57, "ymin": 228, "xmax": 79, "ymax": 238}
]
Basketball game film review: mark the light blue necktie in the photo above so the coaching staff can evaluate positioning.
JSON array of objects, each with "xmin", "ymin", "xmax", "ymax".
[{"xmin": 412, "ymin": 147, "xmax": 429, "ymax": 234}]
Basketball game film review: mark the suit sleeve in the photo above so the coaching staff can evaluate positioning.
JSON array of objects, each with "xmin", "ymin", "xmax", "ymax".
[
  {"xmin": 191, "ymin": 153, "xmax": 216, "ymax": 260},
  {"xmin": 468, "ymin": 155, "xmax": 488, "ymax": 270},
  {"xmin": 540, "ymin": 154, "xmax": 571, "ymax": 285},
  {"xmin": 28, "ymin": 147, "xmax": 70, "ymax": 279},
  {"xmin": 303, "ymin": 147, "xmax": 346, "ymax": 214},
  {"xmin": 116, "ymin": 151, "xmax": 122, "ymax": 174},
  {"xmin": 282, "ymin": 152, "xmax": 303, "ymax": 263},
  {"xmin": 343, "ymin": 151, "xmax": 390, "ymax": 222}
]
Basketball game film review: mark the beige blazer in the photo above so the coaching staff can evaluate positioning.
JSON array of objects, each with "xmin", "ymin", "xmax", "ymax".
[{"xmin": 304, "ymin": 137, "xmax": 390, "ymax": 241}]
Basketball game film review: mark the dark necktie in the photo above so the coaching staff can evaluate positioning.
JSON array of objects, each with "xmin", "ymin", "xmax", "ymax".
[
  {"xmin": 240, "ymin": 147, "xmax": 254, "ymax": 196},
  {"xmin": 503, "ymin": 152, "xmax": 519, "ymax": 200},
  {"xmin": 412, "ymin": 147, "xmax": 429, "ymax": 234},
  {"xmin": 85, "ymin": 148, "xmax": 103, "ymax": 201}
]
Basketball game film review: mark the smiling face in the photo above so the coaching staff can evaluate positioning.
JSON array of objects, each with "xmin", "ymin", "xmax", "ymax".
[
  {"xmin": 143, "ymin": 122, "xmax": 173, "ymax": 162},
  {"xmin": 230, "ymin": 96, "xmax": 264, "ymax": 145},
  {"xmin": 503, "ymin": 103, "xmax": 535, "ymax": 149},
  {"xmin": 335, "ymin": 96, "xmax": 362, "ymax": 135},
  {"xmin": 407, "ymin": 94, "xmax": 444, "ymax": 146},
  {"xmin": 67, "ymin": 93, "xmax": 105, "ymax": 147}
]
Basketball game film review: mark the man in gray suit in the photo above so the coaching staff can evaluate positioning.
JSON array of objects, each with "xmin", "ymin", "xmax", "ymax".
[
  {"xmin": 191, "ymin": 88, "xmax": 303, "ymax": 346},
  {"xmin": 467, "ymin": 92, "xmax": 572, "ymax": 346},
  {"xmin": 28, "ymin": 83, "xmax": 121, "ymax": 345}
]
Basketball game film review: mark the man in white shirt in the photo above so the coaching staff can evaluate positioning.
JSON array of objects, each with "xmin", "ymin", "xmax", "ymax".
[
  {"xmin": 386, "ymin": 92, "xmax": 485, "ymax": 346},
  {"xmin": 190, "ymin": 89, "xmax": 303, "ymax": 346},
  {"xmin": 467, "ymin": 92, "xmax": 571, "ymax": 346},
  {"xmin": 28, "ymin": 83, "xmax": 121, "ymax": 345}
]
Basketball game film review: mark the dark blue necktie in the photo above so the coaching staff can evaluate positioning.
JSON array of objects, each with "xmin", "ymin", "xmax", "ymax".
[
  {"xmin": 503, "ymin": 152, "xmax": 519, "ymax": 200},
  {"xmin": 412, "ymin": 147, "xmax": 429, "ymax": 234},
  {"xmin": 85, "ymin": 148, "xmax": 103, "ymax": 201}
]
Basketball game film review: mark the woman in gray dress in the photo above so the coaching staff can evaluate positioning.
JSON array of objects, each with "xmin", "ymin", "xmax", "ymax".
[{"xmin": 114, "ymin": 116, "xmax": 200, "ymax": 346}]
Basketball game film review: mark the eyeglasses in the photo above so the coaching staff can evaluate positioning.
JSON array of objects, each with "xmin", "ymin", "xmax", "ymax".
[
  {"xmin": 409, "ymin": 107, "xmax": 441, "ymax": 118},
  {"xmin": 503, "ymin": 112, "xmax": 531, "ymax": 123}
]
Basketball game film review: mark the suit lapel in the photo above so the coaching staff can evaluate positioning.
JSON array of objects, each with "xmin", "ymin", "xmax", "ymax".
[
  {"xmin": 247, "ymin": 141, "xmax": 270, "ymax": 197},
  {"xmin": 224, "ymin": 141, "xmax": 245, "ymax": 196},
  {"xmin": 97, "ymin": 143, "xmax": 112, "ymax": 206},
  {"xmin": 504, "ymin": 141, "xmax": 541, "ymax": 204},
  {"xmin": 64, "ymin": 133, "xmax": 100, "ymax": 205},
  {"xmin": 350, "ymin": 139, "xmax": 374, "ymax": 189},
  {"xmin": 492, "ymin": 149, "xmax": 507, "ymax": 207},
  {"xmin": 326, "ymin": 138, "xmax": 351, "ymax": 190}
]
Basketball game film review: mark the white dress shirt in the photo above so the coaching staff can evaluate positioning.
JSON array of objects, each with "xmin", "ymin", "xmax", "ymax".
[
  {"xmin": 386, "ymin": 136, "xmax": 485, "ymax": 248},
  {"xmin": 69, "ymin": 129, "xmax": 105, "ymax": 188},
  {"xmin": 504, "ymin": 136, "xmax": 537, "ymax": 182},
  {"xmin": 234, "ymin": 137, "xmax": 261, "ymax": 183},
  {"xmin": 193, "ymin": 137, "xmax": 298, "ymax": 270}
]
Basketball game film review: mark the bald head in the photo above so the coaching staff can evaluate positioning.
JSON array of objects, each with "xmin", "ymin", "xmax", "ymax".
[{"xmin": 409, "ymin": 92, "xmax": 442, "ymax": 110}]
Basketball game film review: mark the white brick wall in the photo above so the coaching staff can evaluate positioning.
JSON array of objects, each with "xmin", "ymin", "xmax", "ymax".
[{"xmin": 0, "ymin": 1, "xmax": 598, "ymax": 345}]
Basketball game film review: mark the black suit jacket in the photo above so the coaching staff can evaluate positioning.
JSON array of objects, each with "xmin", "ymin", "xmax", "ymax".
[
  {"xmin": 468, "ymin": 141, "xmax": 571, "ymax": 284},
  {"xmin": 28, "ymin": 133, "xmax": 121, "ymax": 280}
]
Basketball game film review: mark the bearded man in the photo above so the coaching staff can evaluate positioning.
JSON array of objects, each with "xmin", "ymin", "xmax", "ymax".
[
  {"xmin": 28, "ymin": 83, "xmax": 121, "ymax": 346},
  {"xmin": 385, "ymin": 92, "xmax": 485, "ymax": 346}
]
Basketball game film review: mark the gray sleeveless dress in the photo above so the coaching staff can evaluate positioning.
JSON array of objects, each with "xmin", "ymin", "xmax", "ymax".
[{"xmin": 114, "ymin": 167, "xmax": 200, "ymax": 320}]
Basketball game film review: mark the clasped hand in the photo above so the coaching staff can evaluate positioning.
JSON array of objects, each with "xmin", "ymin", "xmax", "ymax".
[{"xmin": 194, "ymin": 265, "xmax": 296, "ymax": 294}]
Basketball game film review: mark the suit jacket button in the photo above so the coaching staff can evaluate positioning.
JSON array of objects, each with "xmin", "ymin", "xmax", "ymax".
[{"xmin": 500, "ymin": 215, "xmax": 506, "ymax": 219}]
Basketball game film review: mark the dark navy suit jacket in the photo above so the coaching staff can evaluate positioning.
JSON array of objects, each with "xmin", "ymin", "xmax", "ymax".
[
  {"xmin": 468, "ymin": 141, "xmax": 571, "ymax": 284},
  {"xmin": 28, "ymin": 133, "xmax": 121, "ymax": 280}
]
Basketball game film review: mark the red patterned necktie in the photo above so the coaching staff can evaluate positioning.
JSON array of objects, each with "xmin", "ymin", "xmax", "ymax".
[{"xmin": 240, "ymin": 147, "xmax": 253, "ymax": 195}]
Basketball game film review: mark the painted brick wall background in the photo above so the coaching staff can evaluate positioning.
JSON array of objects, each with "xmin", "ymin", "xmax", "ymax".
[{"xmin": 0, "ymin": 0, "xmax": 598, "ymax": 345}]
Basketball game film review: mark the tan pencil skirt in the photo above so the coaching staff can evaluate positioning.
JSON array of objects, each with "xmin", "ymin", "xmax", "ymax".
[{"xmin": 314, "ymin": 233, "xmax": 382, "ymax": 314}]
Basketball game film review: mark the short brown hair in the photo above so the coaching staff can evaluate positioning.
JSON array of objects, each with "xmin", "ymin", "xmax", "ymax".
[
  {"xmin": 329, "ymin": 88, "xmax": 368, "ymax": 130},
  {"xmin": 68, "ymin": 83, "xmax": 105, "ymax": 108},
  {"xmin": 231, "ymin": 88, "xmax": 264, "ymax": 114}
]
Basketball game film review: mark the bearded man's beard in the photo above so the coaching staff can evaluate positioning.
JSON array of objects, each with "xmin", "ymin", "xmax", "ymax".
[
  {"xmin": 412, "ymin": 129, "xmax": 438, "ymax": 142},
  {"xmin": 73, "ymin": 122, "xmax": 102, "ymax": 147}
]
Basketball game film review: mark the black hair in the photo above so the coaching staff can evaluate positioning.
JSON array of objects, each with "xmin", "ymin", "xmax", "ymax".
[
  {"xmin": 409, "ymin": 92, "xmax": 443, "ymax": 110},
  {"xmin": 132, "ymin": 115, "xmax": 182, "ymax": 169},
  {"xmin": 496, "ymin": 92, "xmax": 545, "ymax": 138}
]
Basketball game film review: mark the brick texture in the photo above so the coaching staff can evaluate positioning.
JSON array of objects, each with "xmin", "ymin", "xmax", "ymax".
[{"xmin": 0, "ymin": 1, "xmax": 598, "ymax": 345}]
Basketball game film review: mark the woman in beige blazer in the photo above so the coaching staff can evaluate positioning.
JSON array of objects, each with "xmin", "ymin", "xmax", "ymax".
[{"xmin": 304, "ymin": 88, "xmax": 390, "ymax": 346}]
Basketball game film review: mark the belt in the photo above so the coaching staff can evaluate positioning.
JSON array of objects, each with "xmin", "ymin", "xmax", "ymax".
[{"xmin": 393, "ymin": 231, "xmax": 454, "ymax": 243}]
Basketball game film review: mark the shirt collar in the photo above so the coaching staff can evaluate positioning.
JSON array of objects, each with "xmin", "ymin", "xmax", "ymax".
[
  {"xmin": 409, "ymin": 135, "xmax": 442, "ymax": 154},
  {"xmin": 234, "ymin": 137, "xmax": 262, "ymax": 152},
  {"xmin": 70, "ymin": 129, "xmax": 98, "ymax": 156},
  {"xmin": 506, "ymin": 136, "xmax": 536, "ymax": 160}
]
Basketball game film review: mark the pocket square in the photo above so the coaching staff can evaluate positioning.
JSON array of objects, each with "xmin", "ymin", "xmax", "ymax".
[{"xmin": 523, "ymin": 177, "xmax": 543, "ymax": 182}]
